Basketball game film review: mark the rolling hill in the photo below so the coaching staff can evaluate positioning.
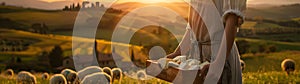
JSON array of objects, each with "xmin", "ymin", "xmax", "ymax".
[
  {"xmin": 0, "ymin": 0, "xmax": 80, "ymax": 10},
  {"xmin": 246, "ymin": 4, "xmax": 300, "ymax": 20},
  {"xmin": 112, "ymin": 2, "xmax": 300, "ymax": 21}
]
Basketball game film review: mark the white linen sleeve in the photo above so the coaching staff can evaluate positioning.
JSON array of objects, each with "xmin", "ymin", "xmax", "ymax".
[{"xmin": 222, "ymin": 0, "xmax": 247, "ymax": 26}]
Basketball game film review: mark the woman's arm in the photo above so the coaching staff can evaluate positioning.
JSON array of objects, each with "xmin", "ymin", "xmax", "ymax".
[{"xmin": 224, "ymin": 14, "xmax": 239, "ymax": 58}]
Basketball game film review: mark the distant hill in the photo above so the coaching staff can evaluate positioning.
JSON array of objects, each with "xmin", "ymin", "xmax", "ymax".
[
  {"xmin": 0, "ymin": 0, "xmax": 80, "ymax": 10},
  {"xmin": 0, "ymin": 5, "xmax": 59, "ymax": 13},
  {"xmin": 246, "ymin": 4, "xmax": 300, "ymax": 20},
  {"xmin": 112, "ymin": 2, "xmax": 300, "ymax": 21}
]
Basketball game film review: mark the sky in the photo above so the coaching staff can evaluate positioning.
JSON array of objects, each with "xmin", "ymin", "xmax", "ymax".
[
  {"xmin": 40, "ymin": 0, "xmax": 300, "ymax": 4},
  {"xmin": 1, "ymin": 0, "xmax": 300, "ymax": 10},
  {"xmin": 40, "ymin": 0, "xmax": 80, "ymax": 2}
]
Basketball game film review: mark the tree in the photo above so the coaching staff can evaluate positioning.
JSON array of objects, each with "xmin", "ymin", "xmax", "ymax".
[
  {"xmin": 48, "ymin": 45, "xmax": 64, "ymax": 68},
  {"xmin": 63, "ymin": 6, "xmax": 69, "ymax": 11},
  {"xmin": 1, "ymin": 2, "xmax": 5, "ymax": 6},
  {"xmin": 101, "ymin": 4, "xmax": 105, "ymax": 8},
  {"xmin": 16, "ymin": 57, "xmax": 22, "ymax": 63},
  {"xmin": 41, "ymin": 23, "xmax": 49, "ymax": 34},
  {"xmin": 72, "ymin": 3, "xmax": 75, "ymax": 9},
  {"xmin": 130, "ymin": 48, "xmax": 135, "ymax": 62},
  {"xmin": 9, "ymin": 56, "xmax": 16, "ymax": 64},
  {"xmin": 236, "ymin": 40, "xmax": 250, "ymax": 55},
  {"xmin": 76, "ymin": 3, "xmax": 81, "ymax": 10},
  {"xmin": 69, "ymin": 5, "xmax": 72, "ymax": 10}
]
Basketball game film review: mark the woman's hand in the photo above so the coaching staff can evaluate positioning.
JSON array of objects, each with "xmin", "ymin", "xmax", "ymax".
[
  {"xmin": 166, "ymin": 47, "xmax": 182, "ymax": 59},
  {"xmin": 199, "ymin": 64, "xmax": 210, "ymax": 83},
  {"xmin": 166, "ymin": 52, "xmax": 179, "ymax": 59}
]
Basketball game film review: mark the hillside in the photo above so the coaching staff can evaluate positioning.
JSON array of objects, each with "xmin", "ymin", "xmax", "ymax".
[
  {"xmin": 0, "ymin": 5, "xmax": 77, "ymax": 29},
  {"xmin": 0, "ymin": 29, "xmax": 147, "ymax": 63},
  {"xmin": 112, "ymin": 2, "xmax": 300, "ymax": 21},
  {"xmin": 0, "ymin": 0, "xmax": 80, "ymax": 10},
  {"xmin": 246, "ymin": 4, "xmax": 300, "ymax": 20}
]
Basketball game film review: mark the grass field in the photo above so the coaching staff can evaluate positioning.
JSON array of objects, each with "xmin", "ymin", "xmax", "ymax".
[{"xmin": 1, "ymin": 50, "xmax": 300, "ymax": 84}]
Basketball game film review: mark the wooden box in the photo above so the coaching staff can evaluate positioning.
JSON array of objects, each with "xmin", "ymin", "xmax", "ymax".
[{"xmin": 146, "ymin": 60, "xmax": 203, "ymax": 84}]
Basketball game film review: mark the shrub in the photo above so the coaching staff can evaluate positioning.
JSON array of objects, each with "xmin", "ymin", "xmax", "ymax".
[
  {"xmin": 236, "ymin": 40, "xmax": 250, "ymax": 55},
  {"xmin": 258, "ymin": 45, "xmax": 266, "ymax": 53},
  {"xmin": 48, "ymin": 45, "xmax": 63, "ymax": 68},
  {"xmin": 267, "ymin": 45, "xmax": 277, "ymax": 53}
]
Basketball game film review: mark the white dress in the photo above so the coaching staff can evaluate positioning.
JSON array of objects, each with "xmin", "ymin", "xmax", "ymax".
[{"xmin": 177, "ymin": 0, "xmax": 246, "ymax": 83}]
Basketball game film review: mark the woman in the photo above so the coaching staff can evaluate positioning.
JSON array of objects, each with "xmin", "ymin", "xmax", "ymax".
[{"xmin": 167, "ymin": 0, "xmax": 246, "ymax": 83}]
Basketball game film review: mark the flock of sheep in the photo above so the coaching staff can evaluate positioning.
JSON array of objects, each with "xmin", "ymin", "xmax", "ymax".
[
  {"xmin": 0, "ymin": 58, "xmax": 296, "ymax": 84},
  {"xmin": 240, "ymin": 58, "xmax": 296, "ymax": 75},
  {"xmin": 1, "ymin": 66, "xmax": 147, "ymax": 84}
]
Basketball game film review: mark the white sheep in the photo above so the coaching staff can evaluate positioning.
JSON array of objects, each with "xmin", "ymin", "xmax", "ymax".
[
  {"xmin": 61, "ymin": 69, "xmax": 80, "ymax": 84},
  {"xmin": 136, "ymin": 70, "xmax": 147, "ymax": 84},
  {"xmin": 49, "ymin": 74, "xmax": 67, "ymax": 84},
  {"xmin": 41, "ymin": 72, "xmax": 50, "ymax": 80},
  {"xmin": 281, "ymin": 59, "xmax": 296, "ymax": 75},
  {"xmin": 136, "ymin": 70, "xmax": 146, "ymax": 80},
  {"xmin": 240, "ymin": 60, "xmax": 246, "ymax": 71},
  {"xmin": 77, "ymin": 66, "xmax": 103, "ymax": 80},
  {"xmin": 80, "ymin": 72, "xmax": 112, "ymax": 84},
  {"xmin": 17, "ymin": 71, "xmax": 37, "ymax": 84},
  {"xmin": 111, "ymin": 68, "xmax": 123, "ymax": 84},
  {"xmin": 3, "ymin": 69, "xmax": 14, "ymax": 77},
  {"xmin": 103, "ymin": 67, "xmax": 113, "ymax": 77}
]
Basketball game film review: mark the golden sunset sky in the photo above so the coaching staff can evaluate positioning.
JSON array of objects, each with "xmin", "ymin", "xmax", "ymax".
[
  {"xmin": 40, "ymin": 0, "xmax": 300, "ymax": 5},
  {"xmin": 41, "ymin": 0, "xmax": 247, "ymax": 3}
]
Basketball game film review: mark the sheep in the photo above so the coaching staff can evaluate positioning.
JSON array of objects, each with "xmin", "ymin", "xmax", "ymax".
[
  {"xmin": 77, "ymin": 66, "xmax": 103, "ymax": 80},
  {"xmin": 80, "ymin": 72, "xmax": 112, "ymax": 84},
  {"xmin": 111, "ymin": 68, "xmax": 123, "ymax": 83},
  {"xmin": 3, "ymin": 69, "xmax": 14, "ymax": 77},
  {"xmin": 41, "ymin": 72, "xmax": 50, "ymax": 80},
  {"xmin": 281, "ymin": 59, "xmax": 296, "ymax": 75},
  {"xmin": 61, "ymin": 69, "xmax": 80, "ymax": 84},
  {"xmin": 240, "ymin": 59, "xmax": 246, "ymax": 71},
  {"xmin": 136, "ymin": 70, "xmax": 147, "ymax": 84},
  {"xmin": 103, "ymin": 67, "xmax": 113, "ymax": 77},
  {"xmin": 17, "ymin": 71, "xmax": 37, "ymax": 84},
  {"xmin": 136, "ymin": 70, "xmax": 146, "ymax": 80},
  {"xmin": 49, "ymin": 74, "xmax": 67, "ymax": 84}
]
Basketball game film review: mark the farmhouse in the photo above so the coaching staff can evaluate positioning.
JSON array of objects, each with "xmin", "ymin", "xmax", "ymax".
[{"xmin": 60, "ymin": 41, "xmax": 123, "ymax": 70}]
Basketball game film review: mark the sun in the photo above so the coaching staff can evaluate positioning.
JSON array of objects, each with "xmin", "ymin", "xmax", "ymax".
[
  {"xmin": 139, "ymin": 0, "xmax": 172, "ymax": 3},
  {"xmin": 117, "ymin": 0, "xmax": 184, "ymax": 3},
  {"xmin": 41, "ymin": 0, "xmax": 183, "ymax": 3},
  {"xmin": 40, "ymin": 0, "xmax": 64, "ymax": 2}
]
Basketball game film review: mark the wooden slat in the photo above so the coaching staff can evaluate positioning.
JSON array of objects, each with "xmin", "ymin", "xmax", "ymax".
[{"xmin": 146, "ymin": 60, "xmax": 203, "ymax": 84}]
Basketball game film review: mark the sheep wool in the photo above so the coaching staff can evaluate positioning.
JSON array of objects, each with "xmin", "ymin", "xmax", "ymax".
[
  {"xmin": 111, "ymin": 68, "xmax": 123, "ymax": 83},
  {"xmin": 81, "ymin": 72, "xmax": 112, "ymax": 84},
  {"xmin": 17, "ymin": 71, "xmax": 37, "ymax": 84},
  {"xmin": 77, "ymin": 66, "xmax": 103, "ymax": 80},
  {"xmin": 49, "ymin": 74, "xmax": 67, "ymax": 84},
  {"xmin": 61, "ymin": 69, "xmax": 79, "ymax": 84},
  {"xmin": 281, "ymin": 59, "xmax": 296, "ymax": 75},
  {"xmin": 136, "ymin": 70, "xmax": 146, "ymax": 80},
  {"xmin": 4, "ymin": 69, "xmax": 14, "ymax": 77},
  {"xmin": 103, "ymin": 67, "xmax": 113, "ymax": 77},
  {"xmin": 41, "ymin": 72, "xmax": 50, "ymax": 80},
  {"xmin": 240, "ymin": 60, "xmax": 246, "ymax": 71}
]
